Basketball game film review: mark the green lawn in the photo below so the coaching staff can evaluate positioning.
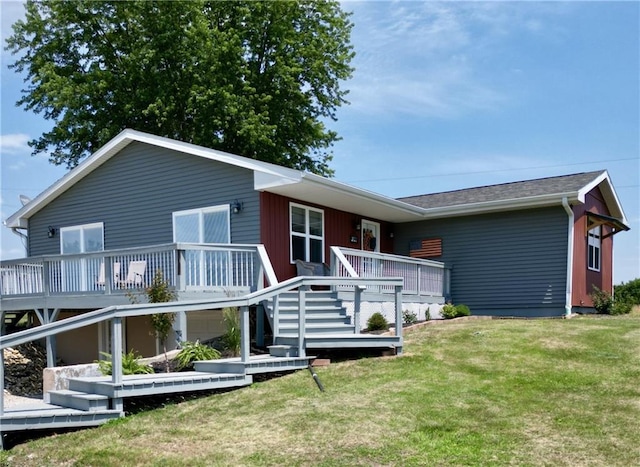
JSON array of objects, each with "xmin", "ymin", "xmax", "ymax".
[{"xmin": 2, "ymin": 313, "xmax": 639, "ymax": 466}]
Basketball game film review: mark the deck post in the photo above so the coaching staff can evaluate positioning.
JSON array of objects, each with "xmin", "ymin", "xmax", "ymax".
[
  {"xmin": 272, "ymin": 295, "xmax": 280, "ymax": 340},
  {"xmin": 240, "ymin": 305, "xmax": 250, "ymax": 364},
  {"xmin": 111, "ymin": 317, "xmax": 123, "ymax": 385},
  {"xmin": 298, "ymin": 286, "xmax": 308, "ymax": 358},
  {"xmin": 354, "ymin": 285, "xmax": 362, "ymax": 333},
  {"xmin": 42, "ymin": 260, "xmax": 50, "ymax": 296},
  {"xmin": 105, "ymin": 259, "xmax": 113, "ymax": 294},
  {"xmin": 44, "ymin": 309, "xmax": 60, "ymax": 367},
  {"xmin": 255, "ymin": 306, "xmax": 264, "ymax": 348},
  {"xmin": 0, "ymin": 348, "xmax": 5, "ymax": 416},
  {"xmin": 395, "ymin": 285, "xmax": 403, "ymax": 355}
]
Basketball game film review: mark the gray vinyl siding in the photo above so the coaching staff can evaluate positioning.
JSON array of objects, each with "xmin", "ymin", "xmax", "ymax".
[
  {"xmin": 394, "ymin": 206, "xmax": 569, "ymax": 317},
  {"xmin": 29, "ymin": 142, "xmax": 260, "ymax": 256}
]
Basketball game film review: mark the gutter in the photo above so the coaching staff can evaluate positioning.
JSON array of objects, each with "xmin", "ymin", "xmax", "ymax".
[{"xmin": 562, "ymin": 198, "xmax": 574, "ymax": 317}]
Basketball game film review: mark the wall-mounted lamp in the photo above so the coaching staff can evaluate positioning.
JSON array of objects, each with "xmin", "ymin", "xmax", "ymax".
[
  {"xmin": 47, "ymin": 226, "xmax": 56, "ymax": 238},
  {"xmin": 231, "ymin": 200, "xmax": 244, "ymax": 214}
]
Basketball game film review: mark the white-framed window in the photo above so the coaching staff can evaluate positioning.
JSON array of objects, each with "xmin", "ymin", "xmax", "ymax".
[
  {"xmin": 173, "ymin": 205, "xmax": 230, "ymax": 244},
  {"xmin": 588, "ymin": 225, "xmax": 601, "ymax": 272},
  {"xmin": 290, "ymin": 203, "xmax": 324, "ymax": 263},
  {"xmin": 60, "ymin": 222, "xmax": 104, "ymax": 254}
]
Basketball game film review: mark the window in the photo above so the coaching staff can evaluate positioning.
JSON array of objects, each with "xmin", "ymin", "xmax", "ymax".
[
  {"xmin": 60, "ymin": 222, "xmax": 104, "ymax": 254},
  {"xmin": 290, "ymin": 203, "xmax": 324, "ymax": 263},
  {"xmin": 588, "ymin": 225, "xmax": 601, "ymax": 271},
  {"xmin": 173, "ymin": 205, "xmax": 230, "ymax": 244}
]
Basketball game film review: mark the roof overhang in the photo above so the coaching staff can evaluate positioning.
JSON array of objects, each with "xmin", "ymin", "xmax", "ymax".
[
  {"xmin": 256, "ymin": 172, "xmax": 426, "ymax": 223},
  {"xmin": 586, "ymin": 211, "xmax": 630, "ymax": 238}
]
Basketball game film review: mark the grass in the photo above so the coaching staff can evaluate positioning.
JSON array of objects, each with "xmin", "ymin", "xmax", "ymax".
[{"xmin": 2, "ymin": 312, "xmax": 639, "ymax": 466}]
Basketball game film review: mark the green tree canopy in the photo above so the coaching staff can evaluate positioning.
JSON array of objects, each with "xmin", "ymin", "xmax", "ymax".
[{"xmin": 5, "ymin": 0, "xmax": 354, "ymax": 176}]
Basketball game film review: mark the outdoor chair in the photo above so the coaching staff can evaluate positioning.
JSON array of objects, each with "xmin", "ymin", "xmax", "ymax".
[
  {"xmin": 119, "ymin": 260, "xmax": 147, "ymax": 287},
  {"xmin": 96, "ymin": 261, "xmax": 121, "ymax": 288}
]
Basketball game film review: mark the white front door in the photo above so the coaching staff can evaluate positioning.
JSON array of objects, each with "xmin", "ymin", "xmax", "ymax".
[{"xmin": 361, "ymin": 220, "xmax": 380, "ymax": 253}]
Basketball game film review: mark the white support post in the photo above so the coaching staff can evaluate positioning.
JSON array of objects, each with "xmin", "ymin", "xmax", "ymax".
[
  {"xmin": 111, "ymin": 317, "xmax": 124, "ymax": 411},
  {"xmin": 111, "ymin": 318, "xmax": 123, "ymax": 385},
  {"xmin": 298, "ymin": 286, "xmax": 308, "ymax": 358},
  {"xmin": 395, "ymin": 285, "xmax": 403, "ymax": 355},
  {"xmin": 176, "ymin": 249, "xmax": 186, "ymax": 292},
  {"xmin": 354, "ymin": 285, "xmax": 362, "ymax": 333},
  {"xmin": 240, "ymin": 306, "xmax": 250, "ymax": 363}
]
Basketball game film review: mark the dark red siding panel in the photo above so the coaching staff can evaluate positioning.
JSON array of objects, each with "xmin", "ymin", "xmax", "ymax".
[
  {"xmin": 259, "ymin": 191, "xmax": 394, "ymax": 281},
  {"xmin": 571, "ymin": 186, "xmax": 614, "ymax": 307}
]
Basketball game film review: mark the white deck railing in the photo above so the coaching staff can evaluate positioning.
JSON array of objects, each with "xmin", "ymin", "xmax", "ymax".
[
  {"xmin": 331, "ymin": 246, "xmax": 449, "ymax": 298},
  {"xmin": 0, "ymin": 243, "xmax": 277, "ymax": 298}
]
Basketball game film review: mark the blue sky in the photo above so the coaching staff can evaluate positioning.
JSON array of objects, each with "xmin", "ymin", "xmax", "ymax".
[{"xmin": 1, "ymin": 1, "xmax": 639, "ymax": 282}]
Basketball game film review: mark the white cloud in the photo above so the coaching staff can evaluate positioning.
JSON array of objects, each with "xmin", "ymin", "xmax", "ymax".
[
  {"xmin": 0, "ymin": 133, "xmax": 30, "ymax": 155},
  {"xmin": 343, "ymin": 1, "xmax": 572, "ymax": 120}
]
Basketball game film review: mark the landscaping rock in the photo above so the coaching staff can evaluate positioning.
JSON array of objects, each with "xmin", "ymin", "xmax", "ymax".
[{"xmin": 3, "ymin": 343, "xmax": 47, "ymax": 396}]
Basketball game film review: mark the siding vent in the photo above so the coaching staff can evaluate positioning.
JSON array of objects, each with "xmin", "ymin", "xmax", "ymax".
[{"xmin": 410, "ymin": 238, "xmax": 442, "ymax": 258}]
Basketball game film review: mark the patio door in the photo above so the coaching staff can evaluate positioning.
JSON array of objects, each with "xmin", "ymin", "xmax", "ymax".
[
  {"xmin": 173, "ymin": 205, "xmax": 230, "ymax": 288},
  {"xmin": 361, "ymin": 220, "xmax": 380, "ymax": 279},
  {"xmin": 60, "ymin": 223, "xmax": 104, "ymax": 291}
]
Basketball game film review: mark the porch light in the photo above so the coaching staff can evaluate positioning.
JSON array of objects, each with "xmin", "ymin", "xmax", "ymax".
[
  {"xmin": 231, "ymin": 200, "xmax": 243, "ymax": 214},
  {"xmin": 47, "ymin": 226, "xmax": 56, "ymax": 238}
]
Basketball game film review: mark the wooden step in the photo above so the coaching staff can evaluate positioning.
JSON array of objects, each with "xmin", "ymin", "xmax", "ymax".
[
  {"xmin": 48, "ymin": 389, "xmax": 110, "ymax": 411},
  {"xmin": 68, "ymin": 371, "xmax": 252, "ymax": 398},
  {"xmin": 194, "ymin": 355, "xmax": 312, "ymax": 374}
]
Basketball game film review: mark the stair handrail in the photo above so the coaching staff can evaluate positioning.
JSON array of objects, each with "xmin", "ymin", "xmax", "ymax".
[{"xmin": 0, "ymin": 276, "xmax": 403, "ymax": 415}]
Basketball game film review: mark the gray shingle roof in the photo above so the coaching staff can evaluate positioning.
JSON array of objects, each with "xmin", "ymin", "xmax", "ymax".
[{"xmin": 398, "ymin": 171, "xmax": 605, "ymax": 209}]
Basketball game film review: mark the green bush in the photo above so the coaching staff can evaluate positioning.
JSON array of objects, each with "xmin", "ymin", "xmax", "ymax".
[
  {"xmin": 440, "ymin": 304, "xmax": 457, "ymax": 319},
  {"xmin": 96, "ymin": 350, "xmax": 153, "ymax": 376},
  {"xmin": 615, "ymin": 278, "xmax": 640, "ymax": 305},
  {"xmin": 590, "ymin": 286, "xmax": 613, "ymax": 314},
  {"xmin": 222, "ymin": 307, "xmax": 241, "ymax": 357},
  {"xmin": 402, "ymin": 309, "xmax": 418, "ymax": 325},
  {"xmin": 176, "ymin": 340, "xmax": 221, "ymax": 370},
  {"xmin": 611, "ymin": 300, "xmax": 632, "ymax": 316},
  {"xmin": 455, "ymin": 304, "xmax": 471, "ymax": 317},
  {"xmin": 367, "ymin": 312, "xmax": 388, "ymax": 331},
  {"xmin": 441, "ymin": 303, "xmax": 471, "ymax": 319}
]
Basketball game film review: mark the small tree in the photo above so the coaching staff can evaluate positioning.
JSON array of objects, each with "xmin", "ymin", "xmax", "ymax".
[{"xmin": 146, "ymin": 270, "xmax": 177, "ymax": 372}]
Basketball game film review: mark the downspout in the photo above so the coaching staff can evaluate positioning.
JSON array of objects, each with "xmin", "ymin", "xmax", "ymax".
[
  {"xmin": 562, "ymin": 198, "xmax": 574, "ymax": 317},
  {"xmin": 11, "ymin": 227, "xmax": 29, "ymax": 254}
]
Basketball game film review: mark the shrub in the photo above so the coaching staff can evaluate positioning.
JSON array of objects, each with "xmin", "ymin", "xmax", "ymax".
[
  {"xmin": 367, "ymin": 312, "xmax": 388, "ymax": 331},
  {"xmin": 425, "ymin": 307, "xmax": 431, "ymax": 321},
  {"xmin": 611, "ymin": 300, "xmax": 633, "ymax": 316},
  {"xmin": 403, "ymin": 309, "xmax": 418, "ymax": 325},
  {"xmin": 176, "ymin": 340, "xmax": 221, "ymax": 370},
  {"xmin": 440, "ymin": 304, "xmax": 457, "ymax": 319},
  {"xmin": 96, "ymin": 350, "xmax": 153, "ymax": 376},
  {"xmin": 590, "ymin": 286, "xmax": 613, "ymax": 314},
  {"xmin": 222, "ymin": 307, "xmax": 241, "ymax": 357},
  {"xmin": 455, "ymin": 304, "xmax": 471, "ymax": 317},
  {"xmin": 615, "ymin": 278, "xmax": 640, "ymax": 305},
  {"xmin": 441, "ymin": 303, "xmax": 471, "ymax": 319}
]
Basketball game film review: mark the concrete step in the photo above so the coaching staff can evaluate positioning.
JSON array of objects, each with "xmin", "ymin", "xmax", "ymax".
[
  {"xmin": 268, "ymin": 345, "xmax": 298, "ymax": 357},
  {"xmin": 48, "ymin": 389, "xmax": 110, "ymax": 412}
]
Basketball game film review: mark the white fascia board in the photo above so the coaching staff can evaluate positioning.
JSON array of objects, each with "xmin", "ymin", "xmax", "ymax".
[
  {"xmin": 418, "ymin": 192, "xmax": 580, "ymax": 219},
  {"xmin": 577, "ymin": 170, "xmax": 628, "ymax": 225},
  {"xmin": 302, "ymin": 174, "xmax": 425, "ymax": 217}
]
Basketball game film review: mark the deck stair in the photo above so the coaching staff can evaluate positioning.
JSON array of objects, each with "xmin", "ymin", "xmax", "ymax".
[{"xmin": 264, "ymin": 290, "xmax": 402, "ymax": 353}]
